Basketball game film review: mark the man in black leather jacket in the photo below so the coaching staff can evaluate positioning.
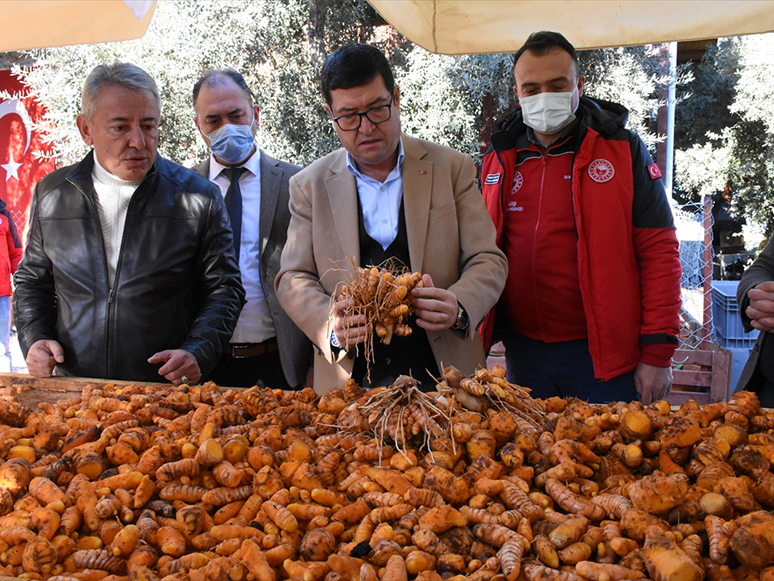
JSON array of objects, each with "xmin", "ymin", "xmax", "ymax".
[{"xmin": 13, "ymin": 63, "xmax": 245, "ymax": 384}]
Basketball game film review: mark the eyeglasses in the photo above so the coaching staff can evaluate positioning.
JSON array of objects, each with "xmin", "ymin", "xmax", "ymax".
[{"xmin": 331, "ymin": 96, "xmax": 393, "ymax": 131}]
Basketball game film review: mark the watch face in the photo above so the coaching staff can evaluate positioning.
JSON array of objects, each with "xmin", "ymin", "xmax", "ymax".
[{"xmin": 455, "ymin": 304, "xmax": 466, "ymax": 329}]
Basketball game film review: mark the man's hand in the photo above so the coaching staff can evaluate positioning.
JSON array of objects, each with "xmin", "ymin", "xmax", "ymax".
[
  {"xmin": 747, "ymin": 281, "xmax": 774, "ymax": 332},
  {"xmin": 148, "ymin": 349, "xmax": 201, "ymax": 385},
  {"xmin": 411, "ymin": 274, "xmax": 458, "ymax": 332},
  {"xmin": 331, "ymin": 298, "xmax": 369, "ymax": 349},
  {"xmin": 635, "ymin": 362, "xmax": 672, "ymax": 405},
  {"xmin": 26, "ymin": 339, "xmax": 64, "ymax": 377}
]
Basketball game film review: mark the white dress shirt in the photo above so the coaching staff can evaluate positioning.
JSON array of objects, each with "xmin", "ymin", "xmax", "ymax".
[
  {"xmin": 92, "ymin": 153, "xmax": 142, "ymax": 288},
  {"xmin": 209, "ymin": 148, "xmax": 275, "ymax": 343},
  {"xmin": 346, "ymin": 138, "xmax": 405, "ymax": 250}
]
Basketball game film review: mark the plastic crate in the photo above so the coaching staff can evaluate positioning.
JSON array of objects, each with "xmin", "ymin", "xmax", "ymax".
[
  {"xmin": 728, "ymin": 346, "xmax": 753, "ymax": 392},
  {"xmin": 711, "ymin": 280, "xmax": 760, "ymax": 347}
]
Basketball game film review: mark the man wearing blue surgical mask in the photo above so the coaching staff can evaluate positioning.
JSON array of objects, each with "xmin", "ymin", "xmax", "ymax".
[
  {"xmin": 193, "ymin": 69, "xmax": 311, "ymax": 389},
  {"xmin": 480, "ymin": 31, "xmax": 681, "ymax": 405}
]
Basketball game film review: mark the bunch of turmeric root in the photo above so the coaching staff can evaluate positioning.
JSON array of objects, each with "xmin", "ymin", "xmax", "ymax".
[
  {"xmin": 334, "ymin": 264, "xmax": 423, "ymax": 346},
  {"xmin": 0, "ymin": 379, "xmax": 771, "ymax": 581}
]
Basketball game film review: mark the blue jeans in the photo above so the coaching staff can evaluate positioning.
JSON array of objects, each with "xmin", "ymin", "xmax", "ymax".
[
  {"xmin": 501, "ymin": 326, "xmax": 636, "ymax": 404},
  {"xmin": 0, "ymin": 295, "xmax": 11, "ymax": 373}
]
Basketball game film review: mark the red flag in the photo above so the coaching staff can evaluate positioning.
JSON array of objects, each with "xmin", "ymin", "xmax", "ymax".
[{"xmin": 0, "ymin": 69, "xmax": 55, "ymax": 239}]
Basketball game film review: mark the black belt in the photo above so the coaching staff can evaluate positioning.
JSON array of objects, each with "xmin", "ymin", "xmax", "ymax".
[{"xmin": 229, "ymin": 338, "xmax": 278, "ymax": 358}]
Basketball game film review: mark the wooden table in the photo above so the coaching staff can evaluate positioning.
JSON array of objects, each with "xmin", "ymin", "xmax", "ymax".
[{"xmin": 0, "ymin": 372, "xmax": 182, "ymax": 409}]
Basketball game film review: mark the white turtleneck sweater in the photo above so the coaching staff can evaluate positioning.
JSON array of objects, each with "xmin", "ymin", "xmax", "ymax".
[{"xmin": 91, "ymin": 154, "xmax": 142, "ymax": 288}]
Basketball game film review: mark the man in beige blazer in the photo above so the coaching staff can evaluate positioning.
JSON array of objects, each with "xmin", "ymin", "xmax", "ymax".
[{"xmin": 276, "ymin": 44, "xmax": 506, "ymax": 393}]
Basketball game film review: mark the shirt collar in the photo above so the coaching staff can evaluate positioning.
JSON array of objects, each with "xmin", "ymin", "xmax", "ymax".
[
  {"xmin": 209, "ymin": 146, "xmax": 261, "ymax": 181},
  {"xmin": 346, "ymin": 138, "xmax": 404, "ymax": 182}
]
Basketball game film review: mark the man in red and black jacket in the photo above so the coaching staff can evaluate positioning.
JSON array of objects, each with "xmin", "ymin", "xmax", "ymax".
[{"xmin": 480, "ymin": 31, "xmax": 681, "ymax": 404}]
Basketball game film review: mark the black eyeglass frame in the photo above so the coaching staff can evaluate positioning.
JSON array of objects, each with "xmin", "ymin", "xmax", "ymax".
[{"xmin": 331, "ymin": 95, "xmax": 394, "ymax": 131}]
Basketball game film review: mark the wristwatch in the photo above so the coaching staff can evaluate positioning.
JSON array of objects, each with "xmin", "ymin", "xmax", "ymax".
[
  {"xmin": 330, "ymin": 329, "xmax": 341, "ymax": 349},
  {"xmin": 451, "ymin": 303, "xmax": 469, "ymax": 331}
]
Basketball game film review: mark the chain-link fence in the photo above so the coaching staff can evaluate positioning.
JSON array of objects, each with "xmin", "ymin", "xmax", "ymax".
[
  {"xmin": 675, "ymin": 194, "xmax": 762, "ymax": 350},
  {"xmin": 674, "ymin": 194, "xmax": 763, "ymax": 395},
  {"xmin": 675, "ymin": 196, "xmax": 714, "ymax": 350}
]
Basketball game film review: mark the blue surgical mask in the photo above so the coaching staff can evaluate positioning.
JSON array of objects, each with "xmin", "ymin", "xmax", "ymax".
[{"xmin": 207, "ymin": 120, "xmax": 255, "ymax": 165}]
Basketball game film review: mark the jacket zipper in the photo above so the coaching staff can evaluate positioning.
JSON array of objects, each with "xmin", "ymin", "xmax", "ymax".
[
  {"xmin": 109, "ymin": 182, "xmax": 147, "ymax": 378},
  {"xmin": 568, "ymin": 129, "xmax": 600, "ymax": 378},
  {"xmin": 66, "ymin": 177, "xmax": 113, "ymax": 377},
  {"xmin": 532, "ymin": 154, "xmax": 548, "ymax": 337}
]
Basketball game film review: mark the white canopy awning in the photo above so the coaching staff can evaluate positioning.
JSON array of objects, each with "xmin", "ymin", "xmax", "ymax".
[
  {"xmin": 367, "ymin": 0, "xmax": 774, "ymax": 54},
  {"xmin": 0, "ymin": 0, "xmax": 156, "ymax": 52}
]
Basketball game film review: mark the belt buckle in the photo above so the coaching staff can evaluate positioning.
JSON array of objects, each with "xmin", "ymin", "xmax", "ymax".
[
  {"xmin": 230, "ymin": 338, "xmax": 276, "ymax": 359},
  {"xmin": 232, "ymin": 344, "xmax": 261, "ymax": 359}
]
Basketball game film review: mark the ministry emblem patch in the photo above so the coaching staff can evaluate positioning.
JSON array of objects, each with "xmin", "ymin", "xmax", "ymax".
[{"xmin": 588, "ymin": 159, "xmax": 615, "ymax": 183}]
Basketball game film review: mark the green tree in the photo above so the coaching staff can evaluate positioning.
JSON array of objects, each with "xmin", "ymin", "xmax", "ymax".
[
  {"xmin": 579, "ymin": 45, "xmax": 669, "ymax": 148},
  {"xmin": 727, "ymin": 33, "xmax": 774, "ymax": 235},
  {"xmin": 672, "ymin": 33, "xmax": 774, "ymax": 236},
  {"xmin": 674, "ymin": 39, "xmax": 740, "ymax": 151},
  {"xmin": 397, "ymin": 45, "xmax": 669, "ymax": 164},
  {"xmin": 398, "ymin": 51, "xmax": 514, "ymax": 161},
  {"xmin": 248, "ymin": 0, "xmax": 391, "ymax": 166},
  {"xmin": 672, "ymin": 38, "xmax": 740, "ymax": 207}
]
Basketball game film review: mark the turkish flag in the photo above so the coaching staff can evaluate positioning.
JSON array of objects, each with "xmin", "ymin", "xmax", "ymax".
[{"xmin": 0, "ymin": 69, "xmax": 55, "ymax": 239}]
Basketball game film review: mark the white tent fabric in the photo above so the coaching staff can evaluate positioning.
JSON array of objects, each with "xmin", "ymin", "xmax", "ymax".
[
  {"xmin": 367, "ymin": 0, "xmax": 774, "ymax": 54},
  {"xmin": 0, "ymin": 0, "xmax": 156, "ymax": 52}
]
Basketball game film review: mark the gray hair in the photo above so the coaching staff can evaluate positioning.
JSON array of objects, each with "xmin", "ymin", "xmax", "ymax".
[{"xmin": 81, "ymin": 62, "xmax": 161, "ymax": 120}]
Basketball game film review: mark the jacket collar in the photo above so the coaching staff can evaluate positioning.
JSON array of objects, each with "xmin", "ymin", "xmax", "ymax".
[
  {"xmin": 68, "ymin": 150, "xmax": 161, "ymax": 195},
  {"xmin": 491, "ymin": 96, "xmax": 629, "ymax": 153},
  {"xmin": 325, "ymin": 149, "xmax": 362, "ymax": 267},
  {"xmin": 258, "ymin": 151, "xmax": 281, "ymax": 256},
  {"xmin": 66, "ymin": 150, "xmax": 98, "ymax": 194},
  {"xmin": 399, "ymin": 134, "xmax": 432, "ymax": 273}
]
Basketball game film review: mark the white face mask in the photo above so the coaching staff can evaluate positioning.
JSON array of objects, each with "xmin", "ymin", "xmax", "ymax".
[{"xmin": 519, "ymin": 87, "xmax": 579, "ymax": 135}]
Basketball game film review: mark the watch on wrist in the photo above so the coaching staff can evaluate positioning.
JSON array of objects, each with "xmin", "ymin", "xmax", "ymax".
[
  {"xmin": 452, "ymin": 303, "xmax": 469, "ymax": 331},
  {"xmin": 330, "ymin": 329, "xmax": 341, "ymax": 349}
]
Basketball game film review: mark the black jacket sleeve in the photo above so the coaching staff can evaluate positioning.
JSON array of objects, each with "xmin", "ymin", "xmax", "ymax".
[
  {"xmin": 738, "ymin": 240, "xmax": 774, "ymax": 331},
  {"xmin": 178, "ymin": 189, "xmax": 245, "ymax": 377}
]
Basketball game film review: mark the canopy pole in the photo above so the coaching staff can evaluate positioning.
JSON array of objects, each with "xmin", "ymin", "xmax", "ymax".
[{"xmin": 665, "ymin": 41, "xmax": 677, "ymax": 196}]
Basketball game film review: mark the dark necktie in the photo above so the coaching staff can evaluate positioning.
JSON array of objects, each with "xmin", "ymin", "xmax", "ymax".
[{"xmin": 223, "ymin": 167, "xmax": 246, "ymax": 258}]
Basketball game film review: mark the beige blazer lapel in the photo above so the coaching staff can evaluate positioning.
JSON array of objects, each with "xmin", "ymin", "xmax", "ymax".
[
  {"xmin": 401, "ymin": 135, "xmax": 433, "ymax": 273},
  {"xmin": 324, "ymin": 152, "xmax": 361, "ymax": 271}
]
